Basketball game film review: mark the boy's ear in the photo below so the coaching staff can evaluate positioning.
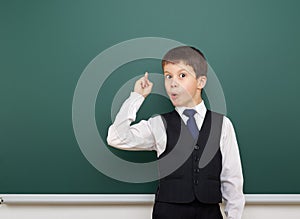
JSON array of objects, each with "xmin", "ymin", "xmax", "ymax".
[{"xmin": 197, "ymin": 76, "xmax": 207, "ymax": 90}]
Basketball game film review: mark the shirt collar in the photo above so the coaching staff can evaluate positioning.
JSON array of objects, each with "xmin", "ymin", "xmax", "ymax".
[{"xmin": 175, "ymin": 100, "xmax": 207, "ymax": 119}]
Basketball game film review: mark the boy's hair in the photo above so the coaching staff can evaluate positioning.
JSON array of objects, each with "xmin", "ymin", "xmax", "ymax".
[{"xmin": 161, "ymin": 46, "xmax": 207, "ymax": 78}]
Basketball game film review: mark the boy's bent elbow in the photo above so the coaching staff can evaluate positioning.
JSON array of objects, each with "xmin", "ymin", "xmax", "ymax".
[
  {"xmin": 107, "ymin": 136, "xmax": 122, "ymax": 151},
  {"xmin": 106, "ymin": 135, "xmax": 114, "ymax": 147},
  {"xmin": 107, "ymin": 127, "xmax": 119, "ymax": 147},
  {"xmin": 106, "ymin": 126, "xmax": 128, "ymax": 149},
  {"xmin": 106, "ymin": 134, "xmax": 121, "ymax": 148}
]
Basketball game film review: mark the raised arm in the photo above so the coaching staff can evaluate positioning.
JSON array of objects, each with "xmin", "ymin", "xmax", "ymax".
[{"xmin": 107, "ymin": 72, "xmax": 161, "ymax": 151}]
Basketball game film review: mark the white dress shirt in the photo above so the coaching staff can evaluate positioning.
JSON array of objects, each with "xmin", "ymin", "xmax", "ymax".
[{"xmin": 107, "ymin": 91, "xmax": 245, "ymax": 219}]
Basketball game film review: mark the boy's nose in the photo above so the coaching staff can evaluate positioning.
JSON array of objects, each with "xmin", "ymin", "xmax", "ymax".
[{"xmin": 170, "ymin": 78, "xmax": 178, "ymax": 87}]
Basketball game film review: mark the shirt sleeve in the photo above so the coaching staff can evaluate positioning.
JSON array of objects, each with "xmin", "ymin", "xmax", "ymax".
[
  {"xmin": 107, "ymin": 92, "xmax": 165, "ymax": 154},
  {"xmin": 220, "ymin": 116, "xmax": 245, "ymax": 219}
]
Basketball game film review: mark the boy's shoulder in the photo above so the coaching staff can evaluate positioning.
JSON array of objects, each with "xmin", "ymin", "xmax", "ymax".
[{"xmin": 222, "ymin": 115, "xmax": 236, "ymax": 131}]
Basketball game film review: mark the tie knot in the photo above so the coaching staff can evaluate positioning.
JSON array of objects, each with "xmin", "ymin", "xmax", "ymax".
[{"xmin": 183, "ymin": 109, "xmax": 197, "ymax": 118}]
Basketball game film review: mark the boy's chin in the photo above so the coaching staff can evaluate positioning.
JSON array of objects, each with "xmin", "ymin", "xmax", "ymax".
[
  {"xmin": 170, "ymin": 98, "xmax": 187, "ymax": 107},
  {"xmin": 170, "ymin": 99, "xmax": 199, "ymax": 107},
  {"xmin": 170, "ymin": 100, "xmax": 182, "ymax": 107}
]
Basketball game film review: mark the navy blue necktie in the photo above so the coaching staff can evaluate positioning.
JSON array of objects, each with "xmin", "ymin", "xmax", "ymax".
[{"xmin": 183, "ymin": 109, "xmax": 199, "ymax": 140}]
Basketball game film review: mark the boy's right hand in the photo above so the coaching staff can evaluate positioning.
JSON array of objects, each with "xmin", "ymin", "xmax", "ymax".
[{"xmin": 134, "ymin": 72, "xmax": 153, "ymax": 98}]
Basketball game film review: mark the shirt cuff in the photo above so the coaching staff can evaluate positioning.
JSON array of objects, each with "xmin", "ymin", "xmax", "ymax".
[{"xmin": 130, "ymin": 91, "xmax": 145, "ymax": 100}]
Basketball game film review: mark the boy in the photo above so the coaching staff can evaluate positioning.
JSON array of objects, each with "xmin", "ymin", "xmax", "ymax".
[{"xmin": 107, "ymin": 46, "xmax": 245, "ymax": 219}]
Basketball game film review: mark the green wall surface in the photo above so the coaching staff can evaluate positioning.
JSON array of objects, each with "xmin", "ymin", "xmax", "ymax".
[{"xmin": 1, "ymin": 0, "xmax": 299, "ymax": 194}]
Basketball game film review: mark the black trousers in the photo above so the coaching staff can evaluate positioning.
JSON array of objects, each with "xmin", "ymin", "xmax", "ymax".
[{"xmin": 152, "ymin": 199, "xmax": 223, "ymax": 219}]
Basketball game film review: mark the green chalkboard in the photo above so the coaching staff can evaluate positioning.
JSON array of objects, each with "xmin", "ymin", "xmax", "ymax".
[{"xmin": 1, "ymin": 0, "xmax": 300, "ymax": 194}]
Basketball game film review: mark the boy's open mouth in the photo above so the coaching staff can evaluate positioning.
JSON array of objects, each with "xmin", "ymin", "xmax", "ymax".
[{"xmin": 170, "ymin": 93, "xmax": 178, "ymax": 99}]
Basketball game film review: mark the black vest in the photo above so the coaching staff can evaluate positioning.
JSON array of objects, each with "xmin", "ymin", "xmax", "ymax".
[{"xmin": 155, "ymin": 110, "xmax": 223, "ymax": 204}]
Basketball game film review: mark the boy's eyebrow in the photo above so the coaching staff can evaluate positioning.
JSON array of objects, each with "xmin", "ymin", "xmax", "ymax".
[{"xmin": 164, "ymin": 68, "xmax": 187, "ymax": 74}]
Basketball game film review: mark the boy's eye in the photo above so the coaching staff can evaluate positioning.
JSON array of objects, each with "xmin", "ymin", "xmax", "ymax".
[
  {"xmin": 179, "ymin": 73, "xmax": 186, "ymax": 78},
  {"xmin": 165, "ymin": 74, "xmax": 172, "ymax": 79}
]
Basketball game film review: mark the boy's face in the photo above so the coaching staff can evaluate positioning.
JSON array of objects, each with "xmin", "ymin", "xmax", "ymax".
[{"xmin": 163, "ymin": 61, "xmax": 206, "ymax": 107}]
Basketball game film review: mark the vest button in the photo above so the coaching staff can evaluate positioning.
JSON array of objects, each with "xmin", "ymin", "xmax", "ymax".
[
  {"xmin": 194, "ymin": 179, "xmax": 199, "ymax": 185},
  {"xmin": 194, "ymin": 145, "xmax": 200, "ymax": 150}
]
